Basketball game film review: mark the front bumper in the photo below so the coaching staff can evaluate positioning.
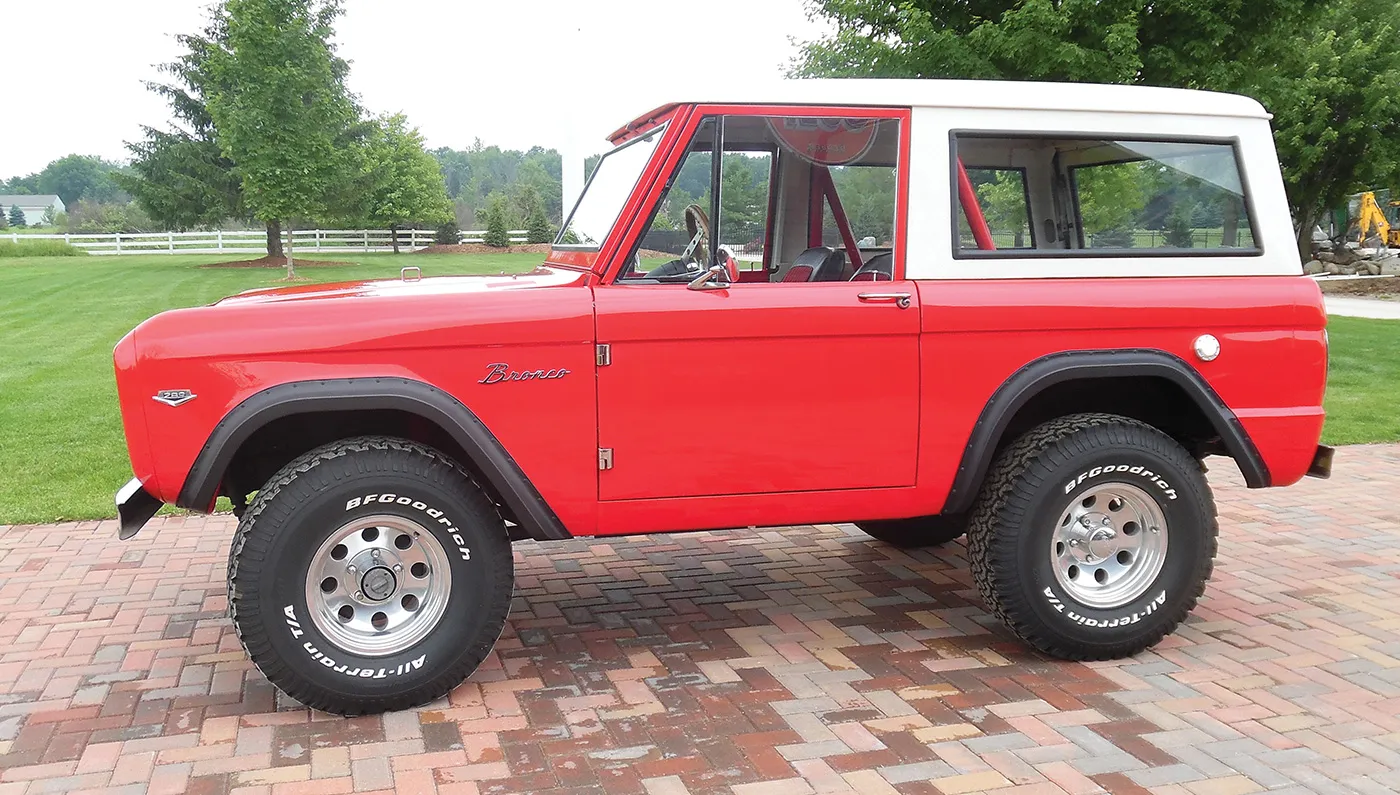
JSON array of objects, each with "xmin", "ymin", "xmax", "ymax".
[
  {"xmin": 116, "ymin": 478, "xmax": 163, "ymax": 539},
  {"xmin": 1307, "ymin": 445, "xmax": 1335, "ymax": 479}
]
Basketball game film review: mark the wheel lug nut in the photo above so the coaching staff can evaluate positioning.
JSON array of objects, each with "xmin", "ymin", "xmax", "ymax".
[
  {"xmin": 394, "ymin": 564, "xmax": 403, "ymax": 572},
  {"xmin": 354, "ymin": 591, "xmax": 363, "ymax": 600},
  {"xmin": 347, "ymin": 565, "xmax": 357, "ymax": 574}
]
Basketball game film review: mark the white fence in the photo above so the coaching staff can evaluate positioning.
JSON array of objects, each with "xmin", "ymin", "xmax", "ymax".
[{"xmin": 5, "ymin": 228, "xmax": 532, "ymax": 255}]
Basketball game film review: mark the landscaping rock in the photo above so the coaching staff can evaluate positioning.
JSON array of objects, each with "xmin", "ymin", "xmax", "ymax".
[
  {"xmin": 1304, "ymin": 259, "xmax": 1325, "ymax": 275},
  {"xmin": 1345, "ymin": 241, "xmax": 1361, "ymax": 250},
  {"xmin": 1363, "ymin": 261, "xmax": 1383, "ymax": 276},
  {"xmin": 1383, "ymin": 259, "xmax": 1400, "ymax": 276},
  {"xmin": 1318, "ymin": 251, "xmax": 1338, "ymax": 264},
  {"xmin": 1325, "ymin": 261, "xmax": 1344, "ymax": 275}
]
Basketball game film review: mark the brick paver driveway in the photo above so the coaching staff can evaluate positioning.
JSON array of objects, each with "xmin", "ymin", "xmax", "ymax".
[{"xmin": 1, "ymin": 447, "xmax": 1398, "ymax": 795}]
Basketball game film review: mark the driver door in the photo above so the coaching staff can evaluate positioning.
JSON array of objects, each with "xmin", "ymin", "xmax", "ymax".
[{"xmin": 593, "ymin": 107, "xmax": 919, "ymax": 502}]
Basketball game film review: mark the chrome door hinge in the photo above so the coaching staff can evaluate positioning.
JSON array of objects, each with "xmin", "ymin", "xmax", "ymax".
[
  {"xmin": 596, "ymin": 343, "xmax": 611, "ymax": 366},
  {"xmin": 598, "ymin": 448, "xmax": 614, "ymax": 470}
]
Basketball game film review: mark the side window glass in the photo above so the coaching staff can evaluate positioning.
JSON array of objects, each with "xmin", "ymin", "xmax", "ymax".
[
  {"xmin": 623, "ymin": 114, "xmax": 902, "ymax": 283},
  {"xmin": 957, "ymin": 168, "xmax": 1033, "ymax": 249},
  {"xmin": 624, "ymin": 119, "xmax": 716, "ymax": 281},
  {"xmin": 953, "ymin": 135, "xmax": 1257, "ymax": 256},
  {"xmin": 718, "ymin": 151, "xmax": 773, "ymax": 274},
  {"xmin": 1072, "ymin": 148, "xmax": 1254, "ymax": 250}
]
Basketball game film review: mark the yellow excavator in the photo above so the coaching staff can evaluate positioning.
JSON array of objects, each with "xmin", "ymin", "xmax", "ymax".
[{"xmin": 1356, "ymin": 191, "xmax": 1400, "ymax": 247}]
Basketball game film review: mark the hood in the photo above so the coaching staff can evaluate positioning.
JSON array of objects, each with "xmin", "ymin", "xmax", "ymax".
[{"xmin": 215, "ymin": 266, "xmax": 590, "ymax": 307}]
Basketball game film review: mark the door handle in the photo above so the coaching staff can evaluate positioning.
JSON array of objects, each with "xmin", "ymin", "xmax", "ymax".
[{"xmin": 858, "ymin": 292, "xmax": 912, "ymax": 309}]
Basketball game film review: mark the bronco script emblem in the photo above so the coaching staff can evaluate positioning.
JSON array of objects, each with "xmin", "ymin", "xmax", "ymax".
[{"xmin": 479, "ymin": 363, "xmax": 571, "ymax": 385}]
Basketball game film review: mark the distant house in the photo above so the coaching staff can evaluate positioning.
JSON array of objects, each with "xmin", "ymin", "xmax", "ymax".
[{"xmin": 0, "ymin": 195, "xmax": 65, "ymax": 226}]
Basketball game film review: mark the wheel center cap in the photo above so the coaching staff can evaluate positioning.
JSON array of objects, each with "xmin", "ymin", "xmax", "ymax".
[
  {"xmin": 1085, "ymin": 527, "xmax": 1117, "ymax": 562},
  {"xmin": 361, "ymin": 567, "xmax": 397, "ymax": 602}
]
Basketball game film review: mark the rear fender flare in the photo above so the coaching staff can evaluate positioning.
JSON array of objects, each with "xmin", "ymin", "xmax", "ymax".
[
  {"xmin": 941, "ymin": 349, "xmax": 1270, "ymax": 515},
  {"xmin": 176, "ymin": 377, "xmax": 571, "ymax": 541}
]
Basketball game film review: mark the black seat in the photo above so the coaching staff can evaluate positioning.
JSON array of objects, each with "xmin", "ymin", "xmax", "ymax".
[
  {"xmin": 850, "ymin": 252, "xmax": 894, "ymax": 281},
  {"xmin": 782, "ymin": 246, "xmax": 846, "ymax": 282}
]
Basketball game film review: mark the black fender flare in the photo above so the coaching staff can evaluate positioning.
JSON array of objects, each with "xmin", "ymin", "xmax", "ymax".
[
  {"xmin": 176, "ymin": 377, "xmax": 571, "ymax": 541},
  {"xmin": 941, "ymin": 349, "xmax": 1270, "ymax": 515}
]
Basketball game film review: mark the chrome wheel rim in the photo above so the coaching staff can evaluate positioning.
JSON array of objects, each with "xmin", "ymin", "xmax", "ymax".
[
  {"xmin": 1051, "ymin": 482, "xmax": 1167, "ymax": 609},
  {"xmin": 305, "ymin": 514, "xmax": 452, "ymax": 657}
]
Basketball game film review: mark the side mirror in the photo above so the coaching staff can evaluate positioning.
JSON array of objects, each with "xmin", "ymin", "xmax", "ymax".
[{"xmin": 687, "ymin": 264, "xmax": 731, "ymax": 290}]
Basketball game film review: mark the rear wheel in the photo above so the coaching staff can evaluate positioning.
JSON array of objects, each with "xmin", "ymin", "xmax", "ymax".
[
  {"xmin": 228, "ymin": 436, "xmax": 514, "ymax": 715},
  {"xmin": 966, "ymin": 414, "xmax": 1217, "ymax": 660},
  {"xmin": 855, "ymin": 514, "xmax": 966, "ymax": 548}
]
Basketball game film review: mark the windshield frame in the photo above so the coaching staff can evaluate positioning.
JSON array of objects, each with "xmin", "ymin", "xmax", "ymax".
[{"xmin": 554, "ymin": 119, "xmax": 674, "ymax": 252}]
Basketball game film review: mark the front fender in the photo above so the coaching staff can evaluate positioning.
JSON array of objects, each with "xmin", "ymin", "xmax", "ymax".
[{"xmin": 176, "ymin": 377, "xmax": 572, "ymax": 541}]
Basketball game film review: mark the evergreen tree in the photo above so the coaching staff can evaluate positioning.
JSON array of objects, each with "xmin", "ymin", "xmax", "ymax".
[
  {"xmin": 482, "ymin": 193, "xmax": 512, "ymax": 248},
  {"xmin": 8, "ymin": 205, "xmax": 26, "ymax": 228},
  {"xmin": 526, "ymin": 207, "xmax": 553, "ymax": 245}
]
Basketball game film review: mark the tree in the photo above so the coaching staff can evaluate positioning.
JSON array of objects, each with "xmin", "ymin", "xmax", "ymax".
[
  {"xmin": 122, "ymin": 9, "xmax": 247, "ymax": 234},
  {"xmin": 358, "ymin": 114, "xmax": 452, "ymax": 252},
  {"xmin": 1, "ymin": 174, "xmax": 40, "ymax": 194},
  {"xmin": 513, "ymin": 184, "xmax": 553, "ymax": 244},
  {"xmin": 0, "ymin": 209, "xmax": 8, "ymax": 230},
  {"xmin": 481, "ymin": 193, "xmax": 513, "ymax": 248},
  {"xmin": 205, "ymin": 0, "xmax": 359, "ymax": 276},
  {"xmin": 793, "ymin": 0, "xmax": 1319, "ymax": 89},
  {"xmin": 35, "ymin": 155, "xmax": 126, "ymax": 206},
  {"xmin": 1245, "ymin": 0, "xmax": 1400, "ymax": 257},
  {"xmin": 8, "ymin": 205, "xmax": 26, "ymax": 228}
]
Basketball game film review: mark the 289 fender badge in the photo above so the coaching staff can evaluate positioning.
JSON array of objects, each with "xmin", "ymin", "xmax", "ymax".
[
  {"xmin": 479, "ymin": 363, "xmax": 571, "ymax": 385},
  {"xmin": 152, "ymin": 389, "xmax": 197, "ymax": 407}
]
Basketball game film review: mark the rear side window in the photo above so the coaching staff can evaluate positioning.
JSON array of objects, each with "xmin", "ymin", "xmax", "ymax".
[
  {"xmin": 957, "ymin": 168, "xmax": 1034, "ymax": 250},
  {"xmin": 953, "ymin": 134, "xmax": 1258, "ymax": 257}
]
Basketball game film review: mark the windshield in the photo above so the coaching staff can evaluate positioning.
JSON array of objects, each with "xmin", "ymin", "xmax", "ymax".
[{"xmin": 556, "ymin": 123, "xmax": 668, "ymax": 249}]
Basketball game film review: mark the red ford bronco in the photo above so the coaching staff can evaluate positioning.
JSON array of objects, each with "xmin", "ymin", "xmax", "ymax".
[{"xmin": 114, "ymin": 80, "xmax": 1333, "ymax": 715}]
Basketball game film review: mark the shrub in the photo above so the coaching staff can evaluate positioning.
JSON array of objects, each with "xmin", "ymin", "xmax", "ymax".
[
  {"xmin": 1092, "ymin": 227, "xmax": 1136, "ymax": 248},
  {"xmin": 526, "ymin": 208, "xmax": 553, "ymax": 244},
  {"xmin": 0, "ymin": 240, "xmax": 89, "ymax": 257},
  {"xmin": 482, "ymin": 194, "xmax": 512, "ymax": 248},
  {"xmin": 435, "ymin": 220, "xmax": 461, "ymax": 245},
  {"xmin": 1164, "ymin": 205, "xmax": 1195, "ymax": 248}
]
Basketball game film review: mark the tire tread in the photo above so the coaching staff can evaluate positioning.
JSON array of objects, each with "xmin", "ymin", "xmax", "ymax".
[{"xmin": 966, "ymin": 413, "xmax": 1218, "ymax": 660}]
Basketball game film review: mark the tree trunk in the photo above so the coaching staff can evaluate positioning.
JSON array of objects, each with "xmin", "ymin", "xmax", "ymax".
[
  {"xmin": 266, "ymin": 219, "xmax": 284, "ymax": 259},
  {"xmin": 1222, "ymin": 197, "xmax": 1239, "ymax": 248},
  {"xmin": 391, "ymin": 223, "xmax": 400, "ymax": 254},
  {"xmin": 1295, "ymin": 208, "xmax": 1317, "ymax": 264},
  {"xmin": 286, "ymin": 220, "xmax": 296, "ymax": 279}
]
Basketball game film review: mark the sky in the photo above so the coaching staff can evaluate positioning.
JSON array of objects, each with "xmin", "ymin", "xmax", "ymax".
[{"xmin": 0, "ymin": 0, "xmax": 829, "ymax": 180}]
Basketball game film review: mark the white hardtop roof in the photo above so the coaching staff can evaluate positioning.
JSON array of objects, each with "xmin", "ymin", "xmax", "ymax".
[{"xmin": 619, "ymin": 79, "xmax": 1269, "ymax": 137}]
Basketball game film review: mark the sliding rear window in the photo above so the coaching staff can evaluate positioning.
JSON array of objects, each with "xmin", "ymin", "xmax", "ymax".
[{"xmin": 953, "ymin": 134, "xmax": 1259, "ymax": 257}]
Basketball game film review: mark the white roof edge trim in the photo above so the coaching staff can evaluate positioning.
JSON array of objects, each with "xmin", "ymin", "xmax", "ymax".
[{"xmin": 629, "ymin": 78, "xmax": 1271, "ymax": 123}]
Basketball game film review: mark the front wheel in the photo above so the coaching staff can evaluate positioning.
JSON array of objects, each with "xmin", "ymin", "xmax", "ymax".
[
  {"xmin": 228, "ymin": 437, "xmax": 514, "ymax": 715},
  {"xmin": 967, "ymin": 414, "xmax": 1217, "ymax": 660}
]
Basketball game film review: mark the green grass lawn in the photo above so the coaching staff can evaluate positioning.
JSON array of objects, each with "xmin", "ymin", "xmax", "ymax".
[
  {"xmin": 0, "ymin": 254, "xmax": 1396, "ymax": 525},
  {"xmin": 0, "ymin": 252, "xmax": 544, "ymax": 525},
  {"xmin": 1320, "ymin": 315, "xmax": 1400, "ymax": 445}
]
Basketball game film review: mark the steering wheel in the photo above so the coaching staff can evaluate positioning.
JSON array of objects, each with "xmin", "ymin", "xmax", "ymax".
[{"xmin": 683, "ymin": 204, "xmax": 739, "ymax": 283}]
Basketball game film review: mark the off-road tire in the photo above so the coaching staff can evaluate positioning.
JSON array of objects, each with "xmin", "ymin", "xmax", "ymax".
[
  {"xmin": 855, "ymin": 515, "xmax": 966, "ymax": 548},
  {"xmin": 228, "ymin": 436, "xmax": 514, "ymax": 715},
  {"xmin": 966, "ymin": 413, "xmax": 1217, "ymax": 660}
]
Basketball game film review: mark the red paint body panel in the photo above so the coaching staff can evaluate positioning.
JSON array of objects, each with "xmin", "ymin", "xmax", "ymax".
[
  {"xmin": 125, "ymin": 268, "xmax": 602, "ymax": 534},
  {"xmin": 593, "ymin": 281, "xmax": 921, "ymax": 502},
  {"xmin": 913, "ymin": 275, "xmax": 1328, "ymax": 510}
]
